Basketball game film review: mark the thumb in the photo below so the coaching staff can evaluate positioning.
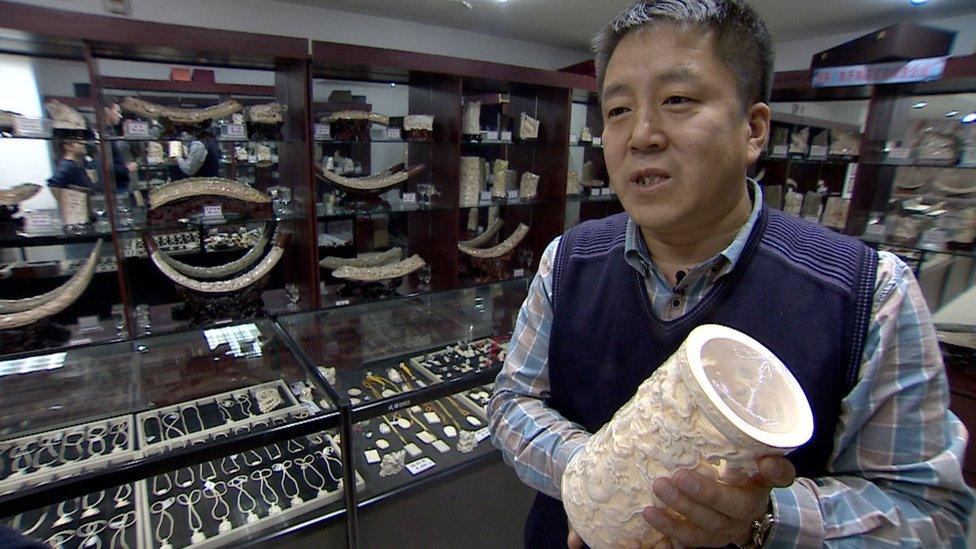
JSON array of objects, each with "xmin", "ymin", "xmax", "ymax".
[{"xmin": 568, "ymin": 528, "xmax": 584, "ymax": 549}]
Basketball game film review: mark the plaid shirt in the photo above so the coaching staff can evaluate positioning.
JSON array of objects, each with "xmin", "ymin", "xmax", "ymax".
[{"xmin": 488, "ymin": 181, "xmax": 974, "ymax": 546}]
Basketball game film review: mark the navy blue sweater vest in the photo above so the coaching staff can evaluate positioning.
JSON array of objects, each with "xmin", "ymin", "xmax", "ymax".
[{"xmin": 523, "ymin": 207, "xmax": 878, "ymax": 548}]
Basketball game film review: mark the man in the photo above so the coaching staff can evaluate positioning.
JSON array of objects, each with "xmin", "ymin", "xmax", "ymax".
[
  {"xmin": 103, "ymin": 102, "xmax": 137, "ymax": 191},
  {"xmin": 168, "ymin": 130, "xmax": 221, "ymax": 180},
  {"xmin": 47, "ymin": 140, "xmax": 93, "ymax": 191},
  {"xmin": 488, "ymin": 1, "xmax": 973, "ymax": 547}
]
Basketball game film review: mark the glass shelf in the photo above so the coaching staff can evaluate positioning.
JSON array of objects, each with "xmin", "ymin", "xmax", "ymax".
[
  {"xmin": 459, "ymin": 197, "xmax": 550, "ymax": 209},
  {"xmin": 318, "ymin": 199, "xmax": 454, "ymax": 219}
]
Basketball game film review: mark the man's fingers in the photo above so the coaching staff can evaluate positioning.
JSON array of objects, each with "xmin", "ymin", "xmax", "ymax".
[
  {"xmin": 643, "ymin": 507, "xmax": 735, "ymax": 548},
  {"xmin": 567, "ymin": 528, "xmax": 584, "ymax": 549},
  {"xmin": 758, "ymin": 456, "xmax": 796, "ymax": 487},
  {"xmin": 669, "ymin": 470, "xmax": 767, "ymax": 521},
  {"xmin": 651, "ymin": 477, "xmax": 737, "ymax": 533}
]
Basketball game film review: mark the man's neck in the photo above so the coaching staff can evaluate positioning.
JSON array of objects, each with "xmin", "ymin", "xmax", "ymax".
[{"xmin": 640, "ymin": 189, "xmax": 753, "ymax": 285}]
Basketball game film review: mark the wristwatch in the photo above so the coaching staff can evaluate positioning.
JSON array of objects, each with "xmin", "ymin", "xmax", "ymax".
[{"xmin": 741, "ymin": 505, "xmax": 775, "ymax": 549}]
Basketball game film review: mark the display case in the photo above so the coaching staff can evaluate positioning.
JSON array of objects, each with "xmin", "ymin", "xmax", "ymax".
[
  {"xmin": 0, "ymin": 317, "xmax": 353, "ymax": 548},
  {"xmin": 277, "ymin": 278, "xmax": 527, "ymax": 543},
  {"xmin": 565, "ymin": 89, "xmax": 621, "ymax": 231}
]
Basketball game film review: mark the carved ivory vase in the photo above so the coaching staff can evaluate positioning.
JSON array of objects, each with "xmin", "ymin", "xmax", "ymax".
[{"xmin": 561, "ymin": 324, "xmax": 813, "ymax": 549}]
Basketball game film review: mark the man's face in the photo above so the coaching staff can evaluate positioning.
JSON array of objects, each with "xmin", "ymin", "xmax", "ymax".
[
  {"xmin": 105, "ymin": 104, "xmax": 122, "ymax": 126},
  {"xmin": 600, "ymin": 25, "xmax": 768, "ymax": 237}
]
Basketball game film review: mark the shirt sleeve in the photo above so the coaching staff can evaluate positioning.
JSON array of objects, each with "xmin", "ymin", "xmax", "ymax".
[
  {"xmin": 177, "ymin": 141, "xmax": 208, "ymax": 176},
  {"xmin": 767, "ymin": 251, "xmax": 975, "ymax": 547},
  {"xmin": 488, "ymin": 236, "xmax": 592, "ymax": 499}
]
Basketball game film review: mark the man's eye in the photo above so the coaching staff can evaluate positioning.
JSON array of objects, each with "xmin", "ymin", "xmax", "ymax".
[
  {"xmin": 663, "ymin": 96, "xmax": 690, "ymax": 105},
  {"xmin": 607, "ymin": 107, "xmax": 629, "ymax": 117}
]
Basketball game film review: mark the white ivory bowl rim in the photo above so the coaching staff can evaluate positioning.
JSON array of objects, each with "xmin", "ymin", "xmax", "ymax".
[{"xmin": 684, "ymin": 324, "xmax": 814, "ymax": 450}]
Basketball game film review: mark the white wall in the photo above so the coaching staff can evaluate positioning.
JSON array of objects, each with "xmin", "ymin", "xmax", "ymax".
[
  {"xmin": 5, "ymin": 0, "xmax": 590, "ymax": 70},
  {"xmin": 0, "ymin": 54, "xmax": 55, "ymax": 210},
  {"xmin": 775, "ymin": 12, "xmax": 976, "ymax": 71}
]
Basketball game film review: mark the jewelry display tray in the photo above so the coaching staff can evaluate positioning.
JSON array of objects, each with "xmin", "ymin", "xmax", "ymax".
[{"xmin": 0, "ymin": 415, "xmax": 136, "ymax": 496}]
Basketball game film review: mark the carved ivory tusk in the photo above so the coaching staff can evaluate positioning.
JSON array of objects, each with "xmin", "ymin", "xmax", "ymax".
[
  {"xmin": 561, "ymin": 325, "xmax": 814, "ymax": 549},
  {"xmin": 0, "ymin": 240, "xmax": 103, "ymax": 329},
  {"xmin": 146, "ymin": 231, "xmax": 291, "ymax": 293},
  {"xmin": 148, "ymin": 178, "xmax": 272, "ymax": 210},
  {"xmin": 459, "ymin": 218, "xmax": 504, "ymax": 249},
  {"xmin": 244, "ymin": 102, "xmax": 287, "ymax": 124},
  {"xmin": 121, "ymin": 97, "xmax": 243, "ymax": 124},
  {"xmin": 457, "ymin": 223, "xmax": 529, "ymax": 259},
  {"xmin": 154, "ymin": 223, "xmax": 272, "ymax": 280},
  {"xmin": 331, "ymin": 254, "xmax": 426, "ymax": 283},
  {"xmin": 319, "ymin": 247, "xmax": 402, "ymax": 271},
  {"xmin": 0, "ymin": 183, "xmax": 42, "ymax": 206},
  {"xmin": 323, "ymin": 110, "xmax": 390, "ymax": 126},
  {"xmin": 317, "ymin": 164, "xmax": 425, "ymax": 193}
]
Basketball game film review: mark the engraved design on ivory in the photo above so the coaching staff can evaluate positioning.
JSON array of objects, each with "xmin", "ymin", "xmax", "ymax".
[
  {"xmin": 0, "ymin": 183, "xmax": 42, "ymax": 206},
  {"xmin": 148, "ymin": 178, "xmax": 271, "ymax": 210},
  {"xmin": 121, "ymin": 97, "xmax": 243, "ymax": 124},
  {"xmin": 458, "ymin": 223, "xmax": 529, "ymax": 259}
]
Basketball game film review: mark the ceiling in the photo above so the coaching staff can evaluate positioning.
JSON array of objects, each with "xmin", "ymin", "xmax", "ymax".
[{"xmin": 280, "ymin": 0, "xmax": 976, "ymax": 53}]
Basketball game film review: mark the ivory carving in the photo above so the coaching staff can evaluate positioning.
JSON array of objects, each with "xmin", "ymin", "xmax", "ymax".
[
  {"xmin": 0, "ymin": 183, "xmax": 42, "ymax": 206},
  {"xmin": 458, "ymin": 223, "xmax": 529, "ymax": 259},
  {"xmin": 148, "ymin": 178, "xmax": 271, "ymax": 210},
  {"xmin": 323, "ymin": 111, "xmax": 390, "ymax": 126},
  {"xmin": 44, "ymin": 100, "xmax": 86, "ymax": 130},
  {"xmin": 319, "ymin": 164, "xmax": 424, "ymax": 193},
  {"xmin": 561, "ymin": 325, "xmax": 813, "ymax": 549},
  {"xmin": 462, "ymin": 101, "xmax": 481, "ymax": 135},
  {"xmin": 0, "ymin": 240, "xmax": 103, "ymax": 329},
  {"xmin": 459, "ymin": 157, "xmax": 484, "ymax": 207},
  {"xmin": 331, "ymin": 254, "xmax": 426, "ymax": 283},
  {"xmin": 244, "ymin": 103, "xmax": 287, "ymax": 124},
  {"xmin": 519, "ymin": 172, "xmax": 540, "ymax": 200},
  {"xmin": 121, "ymin": 97, "xmax": 242, "ymax": 124},
  {"xmin": 460, "ymin": 219, "xmax": 503, "ymax": 248},
  {"xmin": 155, "ymin": 225, "xmax": 272, "ymax": 280},
  {"xmin": 403, "ymin": 115, "xmax": 434, "ymax": 132},
  {"xmin": 319, "ymin": 247, "xmax": 402, "ymax": 271},
  {"xmin": 148, "ymin": 232, "xmax": 290, "ymax": 293},
  {"xmin": 518, "ymin": 112, "xmax": 540, "ymax": 140},
  {"xmin": 491, "ymin": 160, "xmax": 509, "ymax": 199}
]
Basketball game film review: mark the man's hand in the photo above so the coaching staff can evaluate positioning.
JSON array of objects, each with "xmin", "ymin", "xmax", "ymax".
[{"xmin": 643, "ymin": 456, "xmax": 795, "ymax": 548}]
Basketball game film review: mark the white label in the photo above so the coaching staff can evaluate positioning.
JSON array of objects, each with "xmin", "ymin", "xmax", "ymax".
[
  {"xmin": 809, "ymin": 145, "xmax": 828, "ymax": 158},
  {"xmin": 507, "ymin": 190, "xmax": 519, "ymax": 200},
  {"xmin": 514, "ymin": 268, "xmax": 525, "ymax": 277},
  {"xmin": 314, "ymin": 124, "xmax": 331, "ymax": 140},
  {"xmin": 301, "ymin": 401, "xmax": 321, "ymax": 414},
  {"xmin": 13, "ymin": 115, "xmax": 49, "ymax": 138},
  {"xmin": 386, "ymin": 128, "xmax": 401, "ymax": 140},
  {"xmin": 68, "ymin": 338, "xmax": 93, "ymax": 346},
  {"xmin": 772, "ymin": 145, "xmax": 788, "ymax": 157},
  {"xmin": 335, "ymin": 299, "xmax": 350, "ymax": 307},
  {"xmin": 25, "ymin": 211, "xmax": 53, "ymax": 232},
  {"xmin": 480, "ymin": 191, "xmax": 492, "ymax": 202},
  {"xmin": 221, "ymin": 124, "xmax": 247, "ymax": 140},
  {"xmin": 78, "ymin": 315, "xmax": 101, "ymax": 333},
  {"xmin": 888, "ymin": 148, "xmax": 911, "ymax": 160},
  {"xmin": 123, "ymin": 120, "xmax": 151, "ymax": 139},
  {"xmin": 803, "ymin": 215, "xmax": 821, "ymax": 223},
  {"xmin": 569, "ymin": 134, "xmax": 579, "ymax": 143},
  {"xmin": 486, "ymin": 131, "xmax": 499, "ymax": 141},
  {"xmin": 405, "ymin": 457, "xmax": 436, "ymax": 475},
  {"xmin": 61, "ymin": 188, "xmax": 88, "ymax": 225},
  {"xmin": 592, "ymin": 137, "xmax": 602, "ymax": 146},
  {"xmin": 474, "ymin": 426, "xmax": 491, "ymax": 442},
  {"xmin": 500, "ymin": 131, "xmax": 512, "ymax": 142},
  {"xmin": 863, "ymin": 224, "xmax": 886, "ymax": 241},
  {"xmin": 601, "ymin": 188, "xmax": 613, "ymax": 196},
  {"xmin": 402, "ymin": 192, "xmax": 417, "ymax": 205},
  {"xmin": 203, "ymin": 205, "xmax": 222, "ymax": 218},
  {"xmin": 423, "ymin": 411, "xmax": 441, "ymax": 424},
  {"xmin": 364, "ymin": 449, "xmax": 381, "ymax": 464},
  {"xmin": 271, "ymin": 154, "xmax": 279, "ymax": 164}
]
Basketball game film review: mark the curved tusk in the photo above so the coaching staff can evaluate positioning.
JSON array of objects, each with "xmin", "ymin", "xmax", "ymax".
[
  {"xmin": 332, "ymin": 254, "xmax": 426, "ymax": 283},
  {"xmin": 459, "ymin": 218, "xmax": 504, "ymax": 249},
  {"xmin": 323, "ymin": 110, "xmax": 390, "ymax": 126},
  {"xmin": 458, "ymin": 223, "xmax": 529, "ymax": 259},
  {"xmin": 149, "ymin": 178, "xmax": 272, "ymax": 210},
  {"xmin": 121, "ymin": 97, "xmax": 243, "ymax": 124},
  {"xmin": 0, "ymin": 240, "xmax": 103, "ymax": 329},
  {"xmin": 244, "ymin": 102, "xmax": 288, "ymax": 125},
  {"xmin": 0, "ymin": 183, "xmax": 43, "ymax": 206},
  {"xmin": 154, "ymin": 223, "xmax": 272, "ymax": 280},
  {"xmin": 147, "ymin": 231, "xmax": 291, "ymax": 293},
  {"xmin": 317, "ymin": 164, "xmax": 425, "ymax": 193},
  {"xmin": 320, "ymin": 247, "xmax": 402, "ymax": 271}
]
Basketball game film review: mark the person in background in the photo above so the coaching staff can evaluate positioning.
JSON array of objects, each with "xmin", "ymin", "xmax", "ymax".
[
  {"xmin": 488, "ymin": 1, "xmax": 974, "ymax": 547},
  {"xmin": 47, "ymin": 140, "xmax": 93, "ymax": 191},
  {"xmin": 168, "ymin": 129, "xmax": 221, "ymax": 180},
  {"xmin": 102, "ymin": 101, "xmax": 137, "ymax": 191}
]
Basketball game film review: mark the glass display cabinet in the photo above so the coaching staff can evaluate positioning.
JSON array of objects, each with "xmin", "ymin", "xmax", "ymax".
[
  {"xmin": 565, "ymin": 89, "xmax": 620, "ymax": 231},
  {"xmin": 0, "ymin": 317, "xmax": 348, "ymax": 548}
]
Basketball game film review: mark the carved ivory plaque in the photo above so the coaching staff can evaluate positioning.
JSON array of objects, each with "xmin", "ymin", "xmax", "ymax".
[{"xmin": 561, "ymin": 324, "xmax": 813, "ymax": 549}]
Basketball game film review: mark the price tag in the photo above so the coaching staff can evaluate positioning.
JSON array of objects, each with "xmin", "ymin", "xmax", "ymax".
[
  {"xmin": 78, "ymin": 315, "xmax": 101, "ymax": 333},
  {"xmin": 406, "ymin": 457, "xmax": 436, "ymax": 476},
  {"xmin": 500, "ymin": 131, "xmax": 512, "ymax": 142},
  {"xmin": 771, "ymin": 145, "xmax": 788, "ymax": 157},
  {"xmin": 888, "ymin": 148, "xmax": 911, "ymax": 160},
  {"xmin": 123, "ymin": 120, "xmax": 151, "ymax": 139},
  {"xmin": 203, "ymin": 205, "xmax": 222, "ymax": 219},
  {"xmin": 402, "ymin": 192, "xmax": 417, "ymax": 205},
  {"xmin": 314, "ymin": 124, "xmax": 331, "ymax": 140},
  {"xmin": 592, "ymin": 137, "xmax": 602, "ymax": 146},
  {"xmin": 602, "ymin": 188, "xmax": 614, "ymax": 196},
  {"xmin": 61, "ymin": 188, "xmax": 88, "ymax": 225},
  {"xmin": 301, "ymin": 401, "xmax": 322, "ymax": 414},
  {"xmin": 271, "ymin": 154, "xmax": 279, "ymax": 164},
  {"xmin": 480, "ymin": 191, "xmax": 492, "ymax": 202},
  {"xmin": 68, "ymin": 337, "xmax": 93, "ymax": 346},
  {"xmin": 569, "ymin": 134, "xmax": 579, "ymax": 143},
  {"xmin": 25, "ymin": 211, "xmax": 53, "ymax": 232},
  {"xmin": 863, "ymin": 224, "xmax": 886, "ymax": 241},
  {"xmin": 809, "ymin": 145, "xmax": 828, "ymax": 159},
  {"xmin": 13, "ymin": 115, "xmax": 50, "ymax": 138},
  {"xmin": 803, "ymin": 215, "xmax": 821, "ymax": 224},
  {"xmin": 474, "ymin": 426, "xmax": 491, "ymax": 442},
  {"xmin": 335, "ymin": 299, "xmax": 350, "ymax": 307},
  {"xmin": 386, "ymin": 127, "xmax": 402, "ymax": 140},
  {"xmin": 514, "ymin": 268, "xmax": 525, "ymax": 277},
  {"xmin": 486, "ymin": 130, "xmax": 499, "ymax": 141},
  {"xmin": 219, "ymin": 123, "xmax": 247, "ymax": 140},
  {"xmin": 507, "ymin": 190, "xmax": 519, "ymax": 200}
]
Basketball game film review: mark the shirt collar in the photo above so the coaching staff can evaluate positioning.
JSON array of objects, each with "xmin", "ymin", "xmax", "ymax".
[{"xmin": 624, "ymin": 178, "xmax": 763, "ymax": 275}]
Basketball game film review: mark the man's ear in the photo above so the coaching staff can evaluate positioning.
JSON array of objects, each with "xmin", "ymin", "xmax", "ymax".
[{"xmin": 746, "ymin": 102, "xmax": 771, "ymax": 164}]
